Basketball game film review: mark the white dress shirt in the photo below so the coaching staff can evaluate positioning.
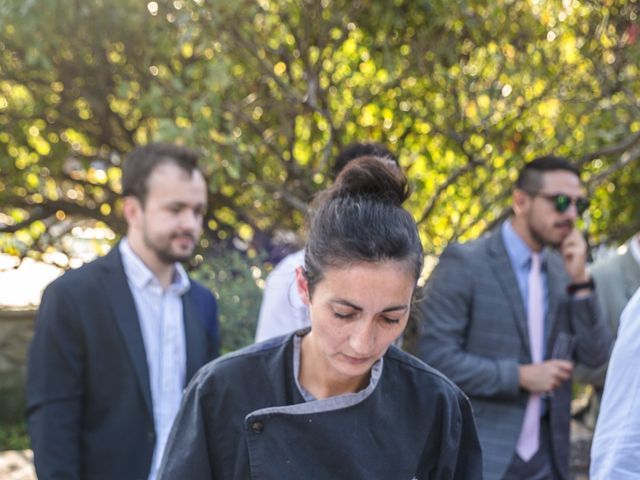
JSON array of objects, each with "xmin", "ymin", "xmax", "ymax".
[
  {"xmin": 255, "ymin": 249, "xmax": 308, "ymax": 342},
  {"xmin": 119, "ymin": 239, "xmax": 189, "ymax": 480},
  {"xmin": 590, "ymin": 285, "xmax": 640, "ymax": 479}
]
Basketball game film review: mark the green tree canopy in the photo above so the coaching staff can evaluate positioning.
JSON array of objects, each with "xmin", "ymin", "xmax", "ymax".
[{"xmin": 1, "ymin": 0, "xmax": 639, "ymax": 265}]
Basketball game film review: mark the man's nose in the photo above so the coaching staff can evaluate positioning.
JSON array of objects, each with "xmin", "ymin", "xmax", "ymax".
[
  {"xmin": 180, "ymin": 209, "xmax": 201, "ymax": 230},
  {"xmin": 564, "ymin": 203, "xmax": 579, "ymax": 220}
]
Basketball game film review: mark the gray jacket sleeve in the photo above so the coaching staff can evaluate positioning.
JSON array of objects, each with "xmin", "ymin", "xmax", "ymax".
[
  {"xmin": 573, "ymin": 257, "xmax": 626, "ymax": 386},
  {"xmin": 569, "ymin": 293, "xmax": 610, "ymax": 370},
  {"xmin": 417, "ymin": 245, "xmax": 521, "ymax": 399}
]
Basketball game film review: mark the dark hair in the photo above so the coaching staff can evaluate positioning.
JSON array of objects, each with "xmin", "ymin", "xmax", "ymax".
[
  {"xmin": 515, "ymin": 155, "xmax": 581, "ymax": 193},
  {"xmin": 332, "ymin": 142, "xmax": 399, "ymax": 178},
  {"xmin": 304, "ymin": 156, "xmax": 423, "ymax": 297},
  {"xmin": 122, "ymin": 143, "xmax": 204, "ymax": 204}
]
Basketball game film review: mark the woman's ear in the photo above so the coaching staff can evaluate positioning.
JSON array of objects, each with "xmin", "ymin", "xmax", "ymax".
[{"xmin": 295, "ymin": 266, "xmax": 311, "ymax": 306}]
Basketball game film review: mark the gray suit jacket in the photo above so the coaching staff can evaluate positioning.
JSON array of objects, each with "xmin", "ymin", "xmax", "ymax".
[
  {"xmin": 417, "ymin": 227, "xmax": 609, "ymax": 480},
  {"xmin": 574, "ymin": 244, "xmax": 640, "ymax": 387}
]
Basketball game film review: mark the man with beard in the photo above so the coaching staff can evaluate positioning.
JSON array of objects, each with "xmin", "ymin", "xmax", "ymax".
[
  {"xmin": 417, "ymin": 156, "xmax": 610, "ymax": 480},
  {"xmin": 27, "ymin": 143, "xmax": 220, "ymax": 480}
]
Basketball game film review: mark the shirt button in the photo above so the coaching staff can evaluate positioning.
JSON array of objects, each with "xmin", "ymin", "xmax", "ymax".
[
  {"xmin": 251, "ymin": 420, "xmax": 264, "ymax": 433},
  {"xmin": 148, "ymin": 431, "xmax": 155, "ymax": 442}
]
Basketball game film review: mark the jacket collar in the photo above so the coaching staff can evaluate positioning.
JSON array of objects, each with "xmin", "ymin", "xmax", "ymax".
[
  {"xmin": 99, "ymin": 245, "xmax": 154, "ymax": 415},
  {"xmin": 487, "ymin": 225, "xmax": 564, "ymax": 358}
]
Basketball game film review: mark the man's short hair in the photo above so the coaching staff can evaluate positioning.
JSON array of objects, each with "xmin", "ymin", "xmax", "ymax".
[
  {"xmin": 515, "ymin": 155, "xmax": 581, "ymax": 193},
  {"xmin": 122, "ymin": 143, "xmax": 203, "ymax": 204},
  {"xmin": 332, "ymin": 142, "xmax": 399, "ymax": 179}
]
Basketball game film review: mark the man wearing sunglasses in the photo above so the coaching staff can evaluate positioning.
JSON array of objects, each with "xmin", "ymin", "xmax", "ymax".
[{"xmin": 418, "ymin": 156, "xmax": 610, "ymax": 480}]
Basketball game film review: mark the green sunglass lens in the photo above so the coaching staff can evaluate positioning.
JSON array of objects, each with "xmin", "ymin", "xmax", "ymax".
[
  {"xmin": 554, "ymin": 195, "xmax": 571, "ymax": 212},
  {"xmin": 577, "ymin": 199, "xmax": 589, "ymax": 215}
]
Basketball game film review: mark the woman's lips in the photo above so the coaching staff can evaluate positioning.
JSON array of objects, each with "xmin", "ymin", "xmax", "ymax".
[{"xmin": 342, "ymin": 354, "xmax": 373, "ymax": 365}]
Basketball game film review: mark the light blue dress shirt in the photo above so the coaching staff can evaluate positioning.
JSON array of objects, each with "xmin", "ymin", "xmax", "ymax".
[
  {"xmin": 501, "ymin": 221, "xmax": 554, "ymax": 419},
  {"xmin": 501, "ymin": 221, "xmax": 550, "ymax": 334},
  {"xmin": 119, "ymin": 239, "xmax": 189, "ymax": 480},
  {"xmin": 590, "ymin": 285, "xmax": 640, "ymax": 479}
]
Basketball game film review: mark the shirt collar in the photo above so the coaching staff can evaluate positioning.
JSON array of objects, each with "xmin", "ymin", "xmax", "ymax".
[
  {"xmin": 501, "ymin": 220, "xmax": 546, "ymax": 271},
  {"xmin": 119, "ymin": 238, "xmax": 190, "ymax": 294}
]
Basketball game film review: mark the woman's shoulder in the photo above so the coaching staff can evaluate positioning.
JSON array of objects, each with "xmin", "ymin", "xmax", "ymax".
[
  {"xmin": 383, "ymin": 346, "xmax": 468, "ymax": 401},
  {"xmin": 191, "ymin": 333, "xmax": 294, "ymax": 392}
]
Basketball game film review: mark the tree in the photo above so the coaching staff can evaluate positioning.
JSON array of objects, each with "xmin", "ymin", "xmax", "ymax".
[{"xmin": 1, "ymin": 0, "xmax": 639, "ymax": 267}]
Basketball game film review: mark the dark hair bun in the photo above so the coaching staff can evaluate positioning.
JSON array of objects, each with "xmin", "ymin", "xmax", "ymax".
[
  {"xmin": 331, "ymin": 156, "xmax": 409, "ymax": 206},
  {"xmin": 304, "ymin": 154, "xmax": 422, "ymax": 295}
]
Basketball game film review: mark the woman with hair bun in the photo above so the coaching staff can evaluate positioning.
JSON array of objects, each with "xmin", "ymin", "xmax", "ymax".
[{"xmin": 158, "ymin": 156, "xmax": 482, "ymax": 479}]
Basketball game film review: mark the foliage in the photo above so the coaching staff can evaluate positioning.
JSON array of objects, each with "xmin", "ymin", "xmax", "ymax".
[
  {"xmin": 190, "ymin": 249, "xmax": 265, "ymax": 353},
  {"xmin": 0, "ymin": 421, "xmax": 29, "ymax": 451},
  {"xmin": 0, "ymin": 0, "xmax": 639, "ymax": 265}
]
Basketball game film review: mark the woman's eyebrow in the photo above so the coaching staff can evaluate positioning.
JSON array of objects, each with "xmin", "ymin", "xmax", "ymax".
[
  {"xmin": 330, "ymin": 299, "xmax": 362, "ymax": 311},
  {"xmin": 330, "ymin": 299, "xmax": 409, "ymax": 313},
  {"xmin": 381, "ymin": 305, "xmax": 409, "ymax": 313}
]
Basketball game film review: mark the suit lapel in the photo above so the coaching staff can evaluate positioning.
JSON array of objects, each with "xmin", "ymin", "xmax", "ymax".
[
  {"xmin": 101, "ymin": 246, "xmax": 154, "ymax": 416},
  {"xmin": 544, "ymin": 254, "xmax": 565, "ymax": 356},
  {"xmin": 487, "ymin": 230, "xmax": 531, "ymax": 356},
  {"xmin": 183, "ymin": 286, "xmax": 207, "ymax": 381}
]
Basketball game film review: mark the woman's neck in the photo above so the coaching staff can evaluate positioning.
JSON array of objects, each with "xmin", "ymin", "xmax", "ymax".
[{"xmin": 298, "ymin": 333, "xmax": 370, "ymax": 399}]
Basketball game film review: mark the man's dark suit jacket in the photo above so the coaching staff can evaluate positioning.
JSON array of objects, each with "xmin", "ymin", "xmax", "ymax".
[
  {"xmin": 418, "ymin": 227, "xmax": 609, "ymax": 480},
  {"xmin": 26, "ymin": 246, "xmax": 220, "ymax": 480}
]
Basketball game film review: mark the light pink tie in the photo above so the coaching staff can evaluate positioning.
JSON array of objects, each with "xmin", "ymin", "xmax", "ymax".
[{"xmin": 516, "ymin": 252, "xmax": 544, "ymax": 461}]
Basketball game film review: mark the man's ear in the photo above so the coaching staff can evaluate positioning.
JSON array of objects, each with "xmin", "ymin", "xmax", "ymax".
[
  {"xmin": 122, "ymin": 196, "xmax": 142, "ymax": 228},
  {"xmin": 512, "ymin": 189, "xmax": 529, "ymax": 217},
  {"xmin": 295, "ymin": 266, "xmax": 311, "ymax": 306}
]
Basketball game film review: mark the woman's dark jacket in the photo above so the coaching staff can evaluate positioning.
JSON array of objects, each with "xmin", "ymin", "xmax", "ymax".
[{"xmin": 158, "ymin": 331, "xmax": 483, "ymax": 480}]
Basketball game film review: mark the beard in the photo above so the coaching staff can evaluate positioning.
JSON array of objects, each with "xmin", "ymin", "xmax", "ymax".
[
  {"xmin": 143, "ymin": 230, "xmax": 197, "ymax": 265},
  {"xmin": 527, "ymin": 219, "xmax": 573, "ymax": 249}
]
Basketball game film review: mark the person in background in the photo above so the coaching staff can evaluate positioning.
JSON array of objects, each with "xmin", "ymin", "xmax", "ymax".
[
  {"xmin": 418, "ymin": 156, "xmax": 610, "ymax": 480},
  {"xmin": 158, "ymin": 156, "xmax": 482, "ymax": 479},
  {"xmin": 590, "ymin": 284, "xmax": 640, "ymax": 479},
  {"xmin": 574, "ymin": 232, "xmax": 640, "ymax": 426},
  {"xmin": 27, "ymin": 143, "xmax": 220, "ymax": 480},
  {"xmin": 254, "ymin": 142, "xmax": 399, "ymax": 343}
]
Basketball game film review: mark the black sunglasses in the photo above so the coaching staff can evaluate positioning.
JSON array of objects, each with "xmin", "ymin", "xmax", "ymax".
[{"xmin": 526, "ymin": 191, "xmax": 590, "ymax": 216}]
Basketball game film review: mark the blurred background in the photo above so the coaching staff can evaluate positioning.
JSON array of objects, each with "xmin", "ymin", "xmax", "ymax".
[{"xmin": 0, "ymin": 1, "xmax": 638, "ymax": 476}]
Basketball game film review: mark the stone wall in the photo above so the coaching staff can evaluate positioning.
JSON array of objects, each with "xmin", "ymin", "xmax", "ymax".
[{"xmin": 0, "ymin": 309, "xmax": 36, "ymax": 423}]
